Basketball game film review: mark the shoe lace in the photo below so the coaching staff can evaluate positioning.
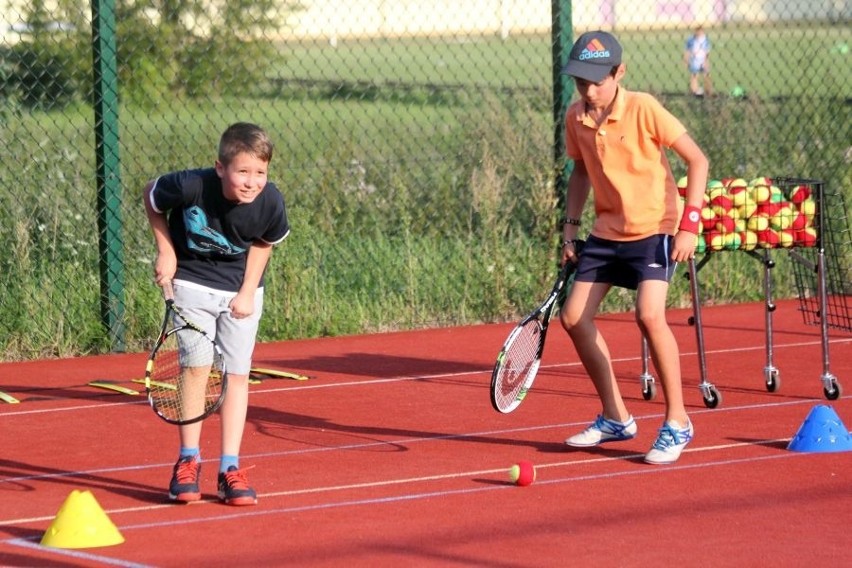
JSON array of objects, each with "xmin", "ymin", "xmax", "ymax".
[
  {"xmin": 595, "ymin": 415, "xmax": 630, "ymax": 436},
  {"xmin": 223, "ymin": 466, "xmax": 255, "ymax": 490},
  {"xmin": 174, "ymin": 458, "xmax": 199, "ymax": 484},
  {"xmin": 652, "ymin": 424, "xmax": 689, "ymax": 450}
]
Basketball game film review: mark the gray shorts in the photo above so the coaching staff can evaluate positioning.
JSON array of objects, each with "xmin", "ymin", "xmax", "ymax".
[{"xmin": 173, "ymin": 281, "xmax": 263, "ymax": 375}]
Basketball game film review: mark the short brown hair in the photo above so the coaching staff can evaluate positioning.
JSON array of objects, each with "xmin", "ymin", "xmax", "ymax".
[{"xmin": 218, "ymin": 122, "xmax": 274, "ymax": 165}]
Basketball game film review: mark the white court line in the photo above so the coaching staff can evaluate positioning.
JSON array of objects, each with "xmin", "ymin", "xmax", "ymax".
[
  {"xmin": 2, "ymin": 443, "xmax": 805, "ymax": 544},
  {"xmin": 3, "ymin": 537, "xmax": 152, "ymax": 568},
  {"xmin": 0, "ymin": 393, "xmax": 831, "ymax": 493},
  {"xmin": 1, "ymin": 337, "xmax": 848, "ymax": 416},
  {"xmin": 0, "ymin": 434, "xmax": 798, "ymax": 527},
  {"xmin": 0, "ymin": 447, "xmax": 812, "ymax": 568},
  {"xmin": 0, "ymin": 339, "xmax": 846, "ymax": 527}
]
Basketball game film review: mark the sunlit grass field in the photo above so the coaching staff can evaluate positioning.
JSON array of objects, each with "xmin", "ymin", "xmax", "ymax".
[
  {"xmin": 1, "ymin": 21, "xmax": 849, "ymax": 358},
  {"xmin": 273, "ymin": 22, "xmax": 852, "ymax": 99}
]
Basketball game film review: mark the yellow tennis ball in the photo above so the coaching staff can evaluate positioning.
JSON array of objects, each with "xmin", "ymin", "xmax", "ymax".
[
  {"xmin": 737, "ymin": 197, "xmax": 757, "ymax": 219},
  {"xmin": 778, "ymin": 229, "xmax": 795, "ymax": 248},
  {"xmin": 799, "ymin": 198, "xmax": 816, "ymax": 220},
  {"xmin": 752, "ymin": 185, "xmax": 771, "ymax": 204},
  {"xmin": 741, "ymin": 230, "xmax": 759, "ymax": 251},
  {"xmin": 747, "ymin": 214, "xmax": 770, "ymax": 232},
  {"xmin": 508, "ymin": 461, "xmax": 536, "ymax": 486},
  {"xmin": 707, "ymin": 231, "xmax": 726, "ymax": 251},
  {"xmin": 724, "ymin": 232, "xmax": 742, "ymax": 250}
]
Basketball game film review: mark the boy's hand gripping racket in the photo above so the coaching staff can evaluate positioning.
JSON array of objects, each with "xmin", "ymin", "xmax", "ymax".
[
  {"xmin": 144, "ymin": 281, "xmax": 228, "ymax": 425},
  {"xmin": 490, "ymin": 242, "xmax": 583, "ymax": 413}
]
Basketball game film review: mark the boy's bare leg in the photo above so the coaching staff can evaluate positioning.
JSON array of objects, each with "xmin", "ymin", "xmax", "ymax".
[
  {"xmin": 636, "ymin": 280, "xmax": 688, "ymax": 427},
  {"xmin": 561, "ymin": 281, "xmax": 631, "ymax": 422},
  {"xmin": 220, "ymin": 373, "xmax": 249, "ymax": 456}
]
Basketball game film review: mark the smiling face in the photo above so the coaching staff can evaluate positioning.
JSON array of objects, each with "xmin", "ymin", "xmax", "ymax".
[{"xmin": 216, "ymin": 152, "xmax": 268, "ymax": 205}]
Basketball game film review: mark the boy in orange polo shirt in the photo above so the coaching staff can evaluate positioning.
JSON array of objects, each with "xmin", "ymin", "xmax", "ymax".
[{"xmin": 559, "ymin": 31, "xmax": 708, "ymax": 464}]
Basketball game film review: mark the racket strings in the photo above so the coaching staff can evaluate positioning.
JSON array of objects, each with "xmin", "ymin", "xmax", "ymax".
[
  {"xmin": 149, "ymin": 328, "xmax": 225, "ymax": 423},
  {"xmin": 495, "ymin": 320, "xmax": 542, "ymax": 403}
]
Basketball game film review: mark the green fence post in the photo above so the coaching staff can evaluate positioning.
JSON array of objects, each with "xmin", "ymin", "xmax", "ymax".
[
  {"xmin": 91, "ymin": 0, "xmax": 126, "ymax": 352},
  {"xmin": 551, "ymin": 0, "xmax": 574, "ymax": 213}
]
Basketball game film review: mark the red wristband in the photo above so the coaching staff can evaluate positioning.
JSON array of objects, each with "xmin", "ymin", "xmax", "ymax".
[{"xmin": 679, "ymin": 205, "xmax": 701, "ymax": 234}]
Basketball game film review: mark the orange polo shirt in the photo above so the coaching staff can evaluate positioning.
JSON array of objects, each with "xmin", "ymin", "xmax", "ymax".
[{"xmin": 565, "ymin": 88, "xmax": 686, "ymax": 240}]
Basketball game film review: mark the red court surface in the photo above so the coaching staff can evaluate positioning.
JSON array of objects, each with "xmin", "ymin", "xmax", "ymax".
[{"xmin": 1, "ymin": 299, "xmax": 850, "ymax": 567}]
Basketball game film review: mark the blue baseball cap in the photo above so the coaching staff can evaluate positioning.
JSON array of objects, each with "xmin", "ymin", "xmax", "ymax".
[{"xmin": 562, "ymin": 31, "xmax": 623, "ymax": 82}]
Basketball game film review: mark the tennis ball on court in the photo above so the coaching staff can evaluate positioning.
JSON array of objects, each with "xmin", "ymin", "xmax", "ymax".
[{"xmin": 508, "ymin": 461, "xmax": 536, "ymax": 486}]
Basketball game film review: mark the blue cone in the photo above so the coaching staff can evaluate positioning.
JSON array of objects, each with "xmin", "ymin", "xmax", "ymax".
[{"xmin": 787, "ymin": 405, "xmax": 852, "ymax": 453}]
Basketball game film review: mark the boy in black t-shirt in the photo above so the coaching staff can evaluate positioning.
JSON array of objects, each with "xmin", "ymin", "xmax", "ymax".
[{"xmin": 143, "ymin": 122, "xmax": 290, "ymax": 505}]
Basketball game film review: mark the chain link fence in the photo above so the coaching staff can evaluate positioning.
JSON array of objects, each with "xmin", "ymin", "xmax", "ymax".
[{"xmin": 1, "ymin": 0, "xmax": 850, "ymax": 360}]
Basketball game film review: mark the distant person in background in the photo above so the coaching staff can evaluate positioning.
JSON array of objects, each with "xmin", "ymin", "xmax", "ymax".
[{"xmin": 684, "ymin": 26, "xmax": 712, "ymax": 96}]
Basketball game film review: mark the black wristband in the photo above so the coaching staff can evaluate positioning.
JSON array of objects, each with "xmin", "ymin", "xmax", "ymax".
[{"xmin": 560, "ymin": 217, "xmax": 581, "ymax": 227}]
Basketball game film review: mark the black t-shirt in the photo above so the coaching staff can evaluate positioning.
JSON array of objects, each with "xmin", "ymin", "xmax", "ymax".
[{"xmin": 151, "ymin": 168, "xmax": 290, "ymax": 292}]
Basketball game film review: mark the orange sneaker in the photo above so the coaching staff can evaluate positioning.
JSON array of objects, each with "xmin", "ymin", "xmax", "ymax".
[
  {"xmin": 217, "ymin": 466, "xmax": 257, "ymax": 506},
  {"xmin": 168, "ymin": 456, "xmax": 201, "ymax": 503}
]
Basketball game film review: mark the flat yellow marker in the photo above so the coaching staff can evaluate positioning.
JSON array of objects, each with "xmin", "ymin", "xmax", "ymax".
[
  {"xmin": 130, "ymin": 378, "xmax": 177, "ymax": 390},
  {"xmin": 0, "ymin": 390, "xmax": 20, "ymax": 404},
  {"xmin": 87, "ymin": 381, "xmax": 139, "ymax": 396},
  {"xmin": 250, "ymin": 367, "xmax": 310, "ymax": 381}
]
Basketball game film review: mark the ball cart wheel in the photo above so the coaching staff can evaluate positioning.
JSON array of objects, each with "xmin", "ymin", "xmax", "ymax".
[
  {"xmin": 703, "ymin": 386, "xmax": 722, "ymax": 408},
  {"xmin": 765, "ymin": 369, "xmax": 781, "ymax": 392},
  {"xmin": 642, "ymin": 380, "xmax": 657, "ymax": 401},
  {"xmin": 824, "ymin": 380, "xmax": 842, "ymax": 401}
]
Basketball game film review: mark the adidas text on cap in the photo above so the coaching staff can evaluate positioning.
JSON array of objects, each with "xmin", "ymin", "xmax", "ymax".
[{"xmin": 562, "ymin": 31, "xmax": 623, "ymax": 83}]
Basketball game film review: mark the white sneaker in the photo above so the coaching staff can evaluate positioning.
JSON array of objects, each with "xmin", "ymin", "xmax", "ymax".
[
  {"xmin": 565, "ymin": 414, "xmax": 637, "ymax": 447},
  {"xmin": 644, "ymin": 420, "xmax": 694, "ymax": 465}
]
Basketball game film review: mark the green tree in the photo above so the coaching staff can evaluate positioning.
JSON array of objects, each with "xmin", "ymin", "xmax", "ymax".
[
  {"xmin": 120, "ymin": 0, "xmax": 293, "ymax": 100},
  {"xmin": 10, "ymin": 0, "xmax": 295, "ymax": 107}
]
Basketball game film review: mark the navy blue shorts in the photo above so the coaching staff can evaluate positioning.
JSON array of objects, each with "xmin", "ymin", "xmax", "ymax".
[{"xmin": 575, "ymin": 234, "xmax": 676, "ymax": 290}]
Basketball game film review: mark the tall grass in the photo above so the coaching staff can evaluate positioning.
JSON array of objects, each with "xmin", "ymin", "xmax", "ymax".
[{"xmin": 1, "ymin": 24, "xmax": 850, "ymax": 360}]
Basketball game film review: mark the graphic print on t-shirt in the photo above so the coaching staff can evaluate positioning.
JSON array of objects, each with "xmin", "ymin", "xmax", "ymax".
[{"xmin": 183, "ymin": 206, "xmax": 245, "ymax": 256}]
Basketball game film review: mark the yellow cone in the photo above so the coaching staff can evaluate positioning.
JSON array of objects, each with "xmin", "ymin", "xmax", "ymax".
[{"xmin": 40, "ymin": 490, "xmax": 124, "ymax": 549}]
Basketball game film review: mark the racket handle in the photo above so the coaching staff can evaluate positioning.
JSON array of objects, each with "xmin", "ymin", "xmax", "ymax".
[{"xmin": 161, "ymin": 280, "xmax": 175, "ymax": 302}]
